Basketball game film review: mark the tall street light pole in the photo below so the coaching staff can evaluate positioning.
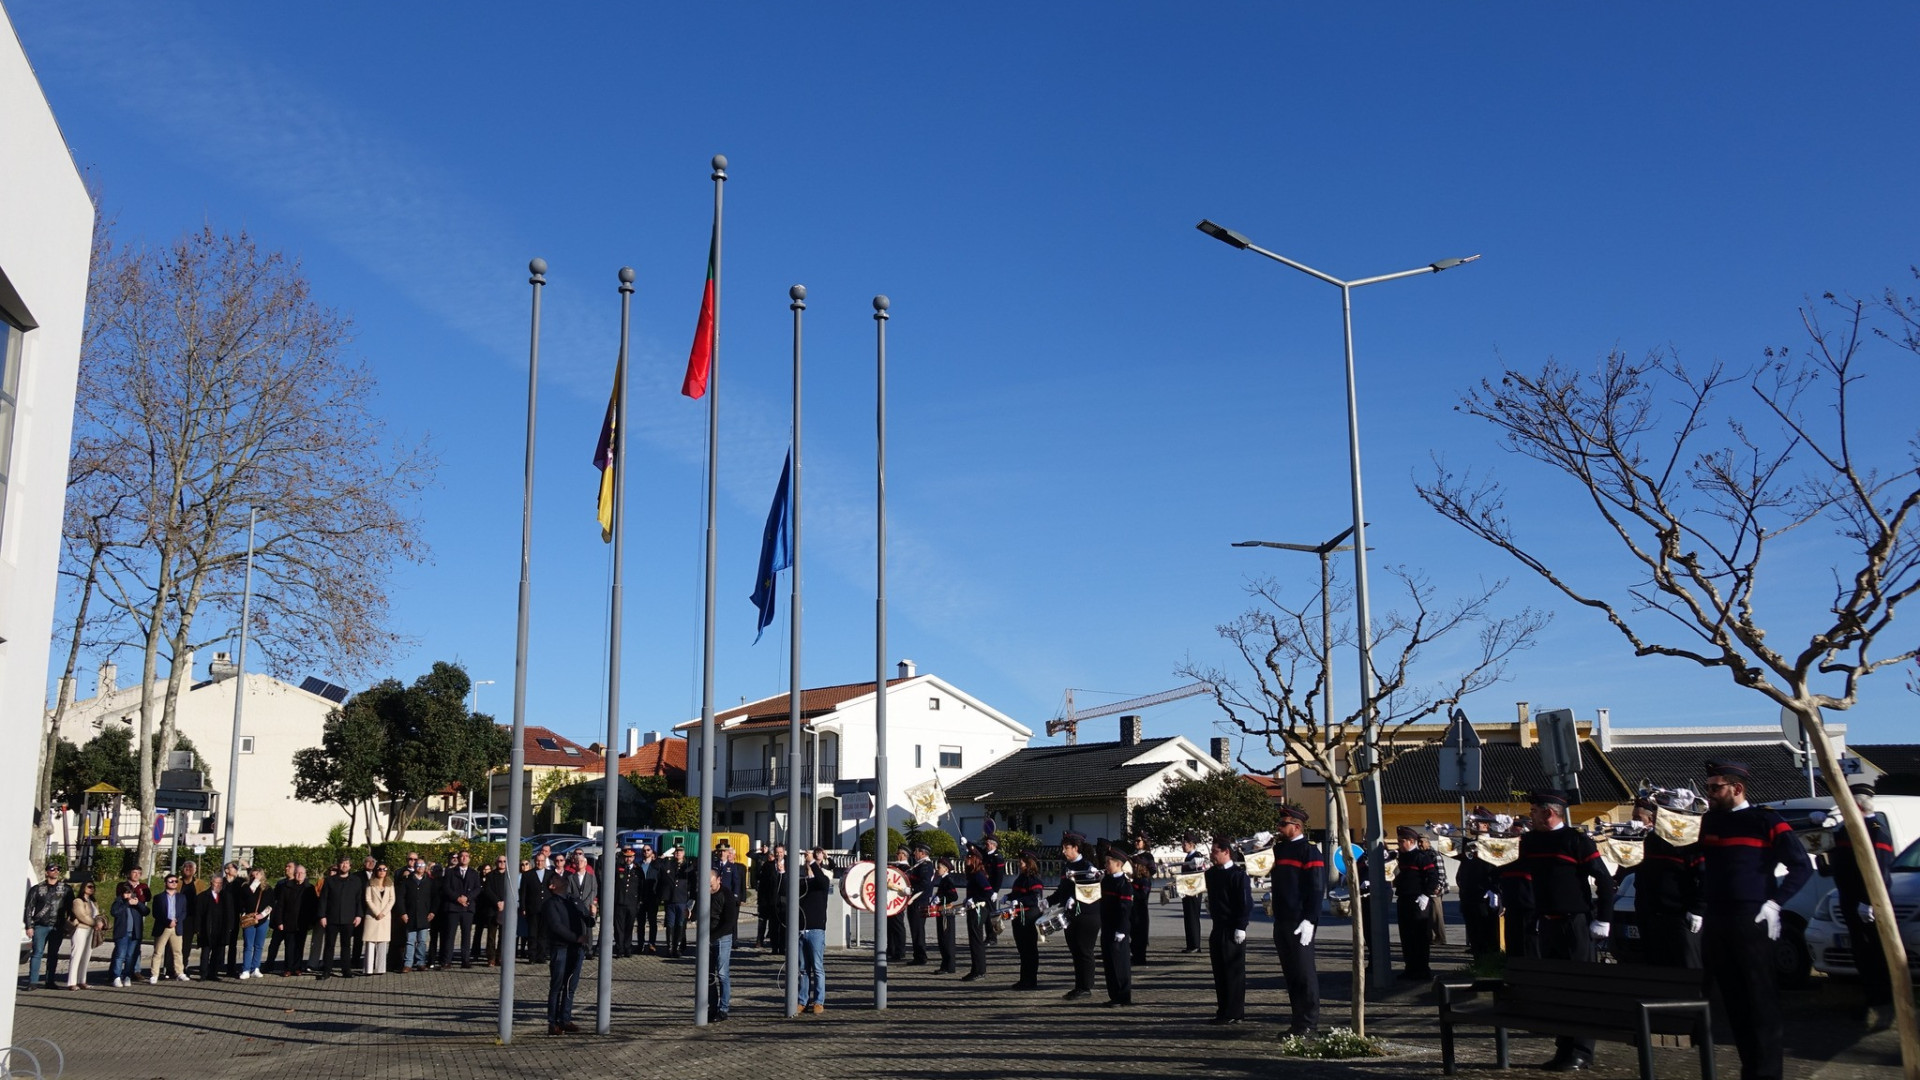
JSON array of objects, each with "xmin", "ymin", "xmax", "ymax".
[
  {"xmin": 1199, "ymin": 217, "xmax": 1478, "ymax": 985},
  {"xmin": 220, "ymin": 507, "xmax": 260, "ymax": 869},
  {"xmin": 468, "ymin": 680, "xmax": 494, "ymax": 822}
]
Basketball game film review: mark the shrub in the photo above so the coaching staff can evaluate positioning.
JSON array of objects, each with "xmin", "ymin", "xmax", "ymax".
[
  {"xmin": 856, "ymin": 827, "xmax": 907, "ymax": 859},
  {"xmin": 995, "ymin": 829, "xmax": 1039, "ymax": 858},
  {"xmin": 1277, "ymin": 1028, "xmax": 1388, "ymax": 1059}
]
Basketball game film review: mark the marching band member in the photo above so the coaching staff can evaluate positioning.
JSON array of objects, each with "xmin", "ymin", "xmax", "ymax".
[
  {"xmin": 1269, "ymin": 804, "xmax": 1323, "ymax": 1035},
  {"xmin": 1048, "ymin": 832, "xmax": 1101, "ymax": 1000},
  {"xmin": 1008, "ymin": 850, "xmax": 1046, "ymax": 990},
  {"xmin": 1700, "ymin": 760, "xmax": 1812, "ymax": 1080},
  {"xmin": 933, "ymin": 855, "xmax": 960, "ymax": 974},
  {"xmin": 962, "ymin": 847, "xmax": 993, "ymax": 981},
  {"xmin": 1179, "ymin": 832, "xmax": 1207, "ymax": 954},
  {"xmin": 888, "ymin": 847, "xmax": 911, "ymax": 962},
  {"xmin": 905, "ymin": 843, "xmax": 934, "ymax": 965},
  {"xmin": 981, "ymin": 833, "xmax": 1007, "ymax": 944},
  {"xmin": 1504, "ymin": 790, "xmax": 1615, "ymax": 1073},
  {"xmin": 1128, "ymin": 852, "xmax": 1153, "ymax": 966},
  {"xmin": 1099, "ymin": 846, "xmax": 1134, "ymax": 1006},
  {"xmin": 1454, "ymin": 810, "xmax": 1500, "ymax": 958},
  {"xmin": 1205, "ymin": 835, "xmax": 1252, "ymax": 1025},
  {"xmin": 1824, "ymin": 781, "xmax": 1896, "ymax": 1022},
  {"xmin": 1392, "ymin": 825, "xmax": 1439, "ymax": 982},
  {"xmin": 1625, "ymin": 794, "xmax": 1704, "ymax": 969}
]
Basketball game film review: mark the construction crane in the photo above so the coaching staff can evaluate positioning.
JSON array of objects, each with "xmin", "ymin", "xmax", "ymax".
[{"xmin": 1047, "ymin": 681, "xmax": 1214, "ymax": 745}]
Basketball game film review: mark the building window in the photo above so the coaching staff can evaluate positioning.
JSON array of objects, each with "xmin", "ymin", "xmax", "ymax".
[
  {"xmin": 938, "ymin": 746, "xmax": 962, "ymax": 769},
  {"xmin": 535, "ymin": 737, "xmax": 560, "ymax": 752},
  {"xmin": 0, "ymin": 318, "xmax": 21, "ymax": 542},
  {"xmin": 1187, "ymin": 758, "xmax": 1198, "ymax": 771},
  {"xmin": 914, "ymin": 745, "xmax": 922, "ymax": 769},
  {"xmin": 928, "ymin": 697, "xmax": 941, "ymax": 711},
  {"xmin": 730, "ymin": 810, "xmax": 746, "ymax": 827},
  {"xmin": 239, "ymin": 736, "xmax": 256, "ymax": 754}
]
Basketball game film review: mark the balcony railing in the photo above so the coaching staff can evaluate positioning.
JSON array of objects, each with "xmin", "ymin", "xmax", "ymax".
[{"xmin": 726, "ymin": 763, "xmax": 839, "ymax": 794}]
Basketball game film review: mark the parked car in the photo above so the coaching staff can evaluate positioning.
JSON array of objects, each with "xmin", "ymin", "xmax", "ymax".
[
  {"xmin": 447, "ymin": 812, "xmax": 508, "ymax": 842},
  {"xmin": 1805, "ymin": 835, "xmax": 1920, "ymax": 978}
]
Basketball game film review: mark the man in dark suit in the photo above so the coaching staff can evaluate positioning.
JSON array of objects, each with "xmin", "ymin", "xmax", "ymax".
[
  {"xmin": 542, "ymin": 874, "xmax": 590, "ymax": 1035},
  {"xmin": 519, "ymin": 853, "xmax": 554, "ymax": 963},
  {"xmin": 398, "ymin": 859, "xmax": 438, "ymax": 971},
  {"xmin": 316, "ymin": 857, "xmax": 364, "ymax": 979},
  {"xmin": 439, "ymin": 850, "xmax": 482, "ymax": 967},
  {"xmin": 197, "ymin": 875, "xmax": 238, "ymax": 981},
  {"xmin": 613, "ymin": 850, "xmax": 640, "ymax": 957},
  {"xmin": 478, "ymin": 854, "xmax": 510, "ymax": 965}
]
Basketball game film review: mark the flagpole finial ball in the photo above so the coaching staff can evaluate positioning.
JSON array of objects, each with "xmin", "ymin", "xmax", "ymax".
[
  {"xmin": 529, "ymin": 258, "xmax": 547, "ymax": 277},
  {"xmin": 712, "ymin": 154, "xmax": 728, "ymax": 172},
  {"xmin": 790, "ymin": 284, "xmax": 806, "ymax": 302},
  {"xmin": 873, "ymin": 295, "xmax": 890, "ymax": 313},
  {"xmin": 618, "ymin": 267, "xmax": 636, "ymax": 284}
]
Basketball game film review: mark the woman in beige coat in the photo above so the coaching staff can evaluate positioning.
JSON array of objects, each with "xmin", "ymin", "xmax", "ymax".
[
  {"xmin": 65, "ymin": 881, "xmax": 103, "ymax": 989},
  {"xmin": 362, "ymin": 866, "xmax": 396, "ymax": 975}
]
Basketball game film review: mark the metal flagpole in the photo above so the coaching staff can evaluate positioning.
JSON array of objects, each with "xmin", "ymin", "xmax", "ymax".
[
  {"xmin": 219, "ymin": 507, "xmax": 258, "ymax": 869},
  {"xmin": 872, "ymin": 293, "xmax": 890, "ymax": 1010},
  {"xmin": 499, "ymin": 256, "xmax": 544, "ymax": 1044},
  {"xmin": 598, "ymin": 266, "xmax": 635, "ymax": 1034},
  {"xmin": 785, "ymin": 284, "xmax": 806, "ymax": 1016},
  {"xmin": 694, "ymin": 154, "xmax": 726, "ymax": 1027}
]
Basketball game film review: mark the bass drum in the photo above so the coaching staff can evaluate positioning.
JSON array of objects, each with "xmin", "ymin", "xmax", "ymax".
[{"xmin": 840, "ymin": 860, "xmax": 911, "ymax": 916}]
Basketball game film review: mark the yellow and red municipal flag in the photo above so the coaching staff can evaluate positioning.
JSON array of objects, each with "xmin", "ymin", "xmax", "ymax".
[
  {"xmin": 681, "ymin": 231, "xmax": 716, "ymax": 399},
  {"xmin": 594, "ymin": 362, "xmax": 621, "ymax": 542}
]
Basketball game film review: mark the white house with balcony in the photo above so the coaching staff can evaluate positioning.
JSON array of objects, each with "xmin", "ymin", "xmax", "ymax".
[{"xmin": 678, "ymin": 660, "xmax": 1032, "ymax": 849}]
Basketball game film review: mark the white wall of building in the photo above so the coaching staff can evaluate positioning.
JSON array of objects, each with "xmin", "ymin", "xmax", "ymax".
[{"xmin": 0, "ymin": 8, "xmax": 96, "ymax": 1050}]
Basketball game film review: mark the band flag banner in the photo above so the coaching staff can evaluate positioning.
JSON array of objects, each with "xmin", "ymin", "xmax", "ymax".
[
  {"xmin": 750, "ymin": 451, "xmax": 792, "ymax": 643},
  {"xmin": 594, "ymin": 361, "xmax": 622, "ymax": 542},
  {"xmin": 682, "ymin": 230, "xmax": 717, "ymax": 399}
]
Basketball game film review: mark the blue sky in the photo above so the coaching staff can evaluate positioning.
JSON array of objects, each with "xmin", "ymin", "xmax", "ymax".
[{"xmin": 18, "ymin": 4, "xmax": 1919, "ymax": 762}]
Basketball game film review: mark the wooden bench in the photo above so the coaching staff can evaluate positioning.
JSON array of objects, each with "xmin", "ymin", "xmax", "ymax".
[{"xmin": 1436, "ymin": 957, "xmax": 1715, "ymax": 1080}]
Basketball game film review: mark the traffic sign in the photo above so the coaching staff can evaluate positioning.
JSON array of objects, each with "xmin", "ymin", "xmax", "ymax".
[
  {"xmin": 1535, "ymin": 708, "xmax": 1581, "ymax": 776},
  {"xmin": 842, "ymin": 792, "xmax": 874, "ymax": 819},
  {"xmin": 1437, "ymin": 708, "xmax": 1484, "ymax": 793}
]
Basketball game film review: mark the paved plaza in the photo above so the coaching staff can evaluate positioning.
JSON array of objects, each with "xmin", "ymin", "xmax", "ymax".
[{"xmin": 11, "ymin": 904, "xmax": 1904, "ymax": 1080}]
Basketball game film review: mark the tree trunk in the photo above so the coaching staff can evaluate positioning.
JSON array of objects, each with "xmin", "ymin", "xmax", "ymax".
[
  {"xmin": 131, "ymin": 575, "xmax": 171, "ymax": 876},
  {"xmin": 34, "ymin": 548, "xmax": 102, "ymax": 876},
  {"xmin": 1331, "ymin": 782, "xmax": 1366, "ymax": 1035},
  {"xmin": 1801, "ymin": 707, "xmax": 1918, "ymax": 1080}
]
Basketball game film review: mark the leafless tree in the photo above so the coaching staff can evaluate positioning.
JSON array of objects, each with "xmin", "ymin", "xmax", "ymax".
[
  {"xmin": 71, "ymin": 224, "xmax": 434, "ymax": 875},
  {"xmin": 1417, "ymin": 280, "xmax": 1920, "ymax": 1074},
  {"xmin": 1180, "ymin": 568, "xmax": 1546, "ymax": 1033}
]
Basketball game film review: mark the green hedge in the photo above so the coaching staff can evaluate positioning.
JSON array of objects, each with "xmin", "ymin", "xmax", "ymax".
[
  {"xmin": 855, "ymin": 827, "xmax": 962, "ymax": 860},
  {"xmin": 247, "ymin": 840, "xmax": 533, "ymax": 874}
]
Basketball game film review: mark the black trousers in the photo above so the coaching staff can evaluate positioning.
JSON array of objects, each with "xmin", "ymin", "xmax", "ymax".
[
  {"xmin": 1504, "ymin": 906, "xmax": 1535, "ymax": 959},
  {"xmin": 639, "ymin": 901, "xmax": 659, "ymax": 946},
  {"xmin": 1640, "ymin": 910, "xmax": 1703, "ymax": 970},
  {"xmin": 613, "ymin": 906, "xmax": 635, "ymax": 955},
  {"xmin": 1065, "ymin": 911, "xmax": 1099, "ymax": 991},
  {"xmin": 1461, "ymin": 893, "xmax": 1500, "ymax": 955},
  {"xmin": 1012, "ymin": 914, "xmax": 1040, "ymax": 984},
  {"xmin": 1209, "ymin": 923, "xmax": 1247, "ymax": 1021},
  {"xmin": 1130, "ymin": 907, "xmax": 1148, "ymax": 965},
  {"xmin": 887, "ymin": 910, "xmax": 907, "ymax": 960},
  {"xmin": 1100, "ymin": 930, "xmax": 1132, "ymax": 1003},
  {"xmin": 269, "ymin": 926, "xmax": 307, "ymax": 972},
  {"xmin": 1274, "ymin": 921, "xmax": 1320, "ymax": 1030},
  {"xmin": 1843, "ymin": 908, "xmax": 1891, "ymax": 1007},
  {"xmin": 1396, "ymin": 896, "xmax": 1433, "ymax": 976},
  {"xmin": 201, "ymin": 934, "xmax": 234, "ymax": 979},
  {"xmin": 1535, "ymin": 914, "xmax": 1597, "ymax": 1062},
  {"xmin": 755, "ymin": 895, "xmax": 773, "ymax": 945},
  {"xmin": 965, "ymin": 907, "xmax": 987, "ymax": 976},
  {"xmin": 440, "ymin": 911, "xmax": 474, "ymax": 965},
  {"xmin": 936, "ymin": 911, "xmax": 956, "ymax": 970},
  {"xmin": 907, "ymin": 906, "xmax": 927, "ymax": 962},
  {"xmin": 319, "ymin": 924, "xmax": 354, "ymax": 976},
  {"xmin": 475, "ymin": 914, "xmax": 500, "ymax": 961},
  {"xmin": 1182, "ymin": 896, "xmax": 1203, "ymax": 951},
  {"xmin": 1705, "ymin": 904, "xmax": 1783, "ymax": 1080}
]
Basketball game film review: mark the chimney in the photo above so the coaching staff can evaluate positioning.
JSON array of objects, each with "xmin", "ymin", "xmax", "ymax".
[
  {"xmin": 57, "ymin": 677, "xmax": 76, "ymax": 711},
  {"xmin": 1595, "ymin": 707, "xmax": 1612, "ymax": 752},
  {"xmin": 1209, "ymin": 736, "xmax": 1232, "ymax": 768},
  {"xmin": 174, "ymin": 649, "xmax": 196, "ymax": 683},
  {"xmin": 643, "ymin": 731, "xmax": 661, "ymax": 747},
  {"xmin": 625, "ymin": 727, "xmax": 640, "ymax": 757},
  {"xmin": 896, "ymin": 659, "xmax": 917, "ymax": 680},
  {"xmin": 1120, "ymin": 714, "xmax": 1143, "ymax": 746},
  {"xmin": 1516, "ymin": 701, "xmax": 1534, "ymax": 748},
  {"xmin": 209, "ymin": 651, "xmax": 239, "ymax": 682},
  {"xmin": 98, "ymin": 660, "xmax": 118, "ymax": 698}
]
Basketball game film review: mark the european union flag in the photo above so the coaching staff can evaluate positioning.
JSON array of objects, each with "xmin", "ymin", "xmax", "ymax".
[{"xmin": 751, "ymin": 450, "xmax": 792, "ymax": 643}]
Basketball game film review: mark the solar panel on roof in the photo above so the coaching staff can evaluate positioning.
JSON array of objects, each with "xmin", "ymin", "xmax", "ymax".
[
  {"xmin": 536, "ymin": 737, "xmax": 560, "ymax": 751},
  {"xmin": 298, "ymin": 676, "xmax": 349, "ymax": 703}
]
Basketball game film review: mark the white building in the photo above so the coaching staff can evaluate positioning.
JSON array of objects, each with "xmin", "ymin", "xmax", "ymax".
[
  {"xmin": 679, "ymin": 660, "xmax": 1033, "ymax": 849},
  {"xmin": 57, "ymin": 656, "xmax": 350, "ymax": 849},
  {"xmin": 0, "ymin": 8, "xmax": 97, "ymax": 1049}
]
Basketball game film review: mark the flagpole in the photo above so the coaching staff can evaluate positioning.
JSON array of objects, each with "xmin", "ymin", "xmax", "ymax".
[
  {"xmin": 872, "ymin": 293, "xmax": 890, "ymax": 1010},
  {"xmin": 499, "ymin": 257, "xmax": 543, "ymax": 1045},
  {"xmin": 785, "ymin": 284, "xmax": 806, "ymax": 1016},
  {"xmin": 597, "ymin": 266, "xmax": 634, "ymax": 1034},
  {"xmin": 694, "ymin": 153, "xmax": 726, "ymax": 1027}
]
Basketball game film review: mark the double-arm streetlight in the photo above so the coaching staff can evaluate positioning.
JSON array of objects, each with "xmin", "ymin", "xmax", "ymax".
[{"xmin": 1200, "ymin": 218, "xmax": 1478, "ymax": 984}]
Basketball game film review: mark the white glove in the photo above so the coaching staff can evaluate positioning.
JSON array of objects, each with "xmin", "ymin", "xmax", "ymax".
[
  {"xmin": 1756, "ymin": 899, "xmax": 1781, "ymax": 941},
  {"xmin": 1232, "ymin": 929, "xmax": 1245, "ymax": 944},
  {"xmin": 1484, "ymin": 890, "xmax": 1502, "ymax": 912},
  {"xmin": 1590, "ymin": 920, "xmax": 1610, "ymax": 941},
  {"xmin": 1114, "ymin": 933, "xmax": 1126, "ymax": 943},
  {"xmin": 1821, "ymin": 809, "xmax": 1844, "ymax": 829},
  {"xmin": 1686, "ymin": 914, "xmax": 1703, "ymax": 934},
  {"xmin": 1416, "ymin": 895, "xmax": 1430, "ymax": 912},
  {"xmin": 1295, "ymin": 920, "xmax": 1314, "ymax": 946},
  {"xmin": 1859, "ymin": 902, "xmax": 1876, "ymax": 924}
]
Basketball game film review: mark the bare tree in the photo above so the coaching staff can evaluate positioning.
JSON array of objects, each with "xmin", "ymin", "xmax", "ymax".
[
  {"xmin": 1417, "ymin": 281, "xmax": 1920, "ymax": 1075},
  {"xmin": 1180, "ymin": 568, "xmax": 1545, "ymax": 1032},
  {"xmin": 72, "ymin": 224, "xmax": 434, "ymax": 875}
]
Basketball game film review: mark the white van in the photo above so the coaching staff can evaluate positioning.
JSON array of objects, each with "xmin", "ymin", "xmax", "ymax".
[{"xmin": 447, "ymin": 812, "xmax": 509, "ymax": 842}]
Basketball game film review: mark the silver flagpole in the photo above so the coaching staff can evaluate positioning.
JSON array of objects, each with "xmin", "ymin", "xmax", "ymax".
[
  {"xmin": 219, "ymin": 506, "xmax": 258, "ymax": 869},
  {"xmin": 499, "ymin": 257, "xmax": 544, "ymax": 1044},
  {"xmin": 694, "ymin": 153, "xmax": 726, "ymax": 1027},
  {"xmin": 785, "ymin": 284, "xmax": 806, "ymax": 1016},
  {"xmin": 598, "ymin": 266, "xmax": 635, "ymax": 1034},
  {"xmin": 872, "ymin": 294, "xmax": 890, "ymax": 1010}
]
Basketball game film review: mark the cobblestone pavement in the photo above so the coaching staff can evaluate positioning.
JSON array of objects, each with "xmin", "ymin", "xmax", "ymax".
[{"xmin": 12, "ymin": 904, "xmax": 1903, "ymax": 1079}]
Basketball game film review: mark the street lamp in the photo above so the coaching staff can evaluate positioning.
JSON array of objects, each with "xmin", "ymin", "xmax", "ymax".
[
  {"xmin": 1200, "ymin": 217, "xmax": 1479, "ymax": 984},
  {"xmin": 220, "ymin": 508, "xmax": 262, "ymax": 869},
  {"xmin": 468, "ymin": 679, "xmax": 495, "ymax": 823}
]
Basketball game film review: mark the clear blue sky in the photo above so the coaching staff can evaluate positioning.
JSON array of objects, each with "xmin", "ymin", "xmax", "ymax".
[{"xmin": 18, "ymin": 4, "xmax": 1919, "ymax": 763}]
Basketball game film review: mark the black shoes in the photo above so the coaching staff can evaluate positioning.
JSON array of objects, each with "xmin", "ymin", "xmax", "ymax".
[
  {"xmin": 1062, "ymin": 988, "xmax": 1091, "ymax": 1000},
  {"xmin": 959, "ymin": 972, "xmax": 982, "ymax": 982},
  {"xmin": 1010, "ymin": 980, "xmax": 1037, "ymax": 990},
  {"xmin": 1288, "ymin": 1026, "xmax": 1318, "ymax": 1038},
  {"xmin": 1541, "ymin": 1055, "xmax": 1592, "ymax": 1073}
]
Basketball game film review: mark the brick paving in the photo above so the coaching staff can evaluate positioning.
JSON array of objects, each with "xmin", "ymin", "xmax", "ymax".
[{"xmin": 11, "ymin": 903, "xmax": 1903, "ymax": 1079}]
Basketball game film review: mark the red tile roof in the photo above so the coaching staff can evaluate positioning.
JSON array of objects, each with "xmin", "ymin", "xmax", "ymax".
[
  {"xmin": 515, "ymin": 726, "xmax": 606, "ymax": 770},
  {"xmin": 674, "ymin": 678, "xmax": 911, "ymax": 732},
  {"xmin": 619, "ymin": 737, "xmax": 688, "ymax": 786}
]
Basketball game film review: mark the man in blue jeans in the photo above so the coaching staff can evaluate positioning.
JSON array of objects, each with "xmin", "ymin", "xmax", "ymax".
[
  {"xmin": 22, "ymin": 865, "xmax": 71, "ymax": 991},
  {"xmin": 796, "ymin": 847, "xmax": 833, "ymax": 1013},
  {"xmin": 707, "ymin": 870, "xmax": 739, "ymax": 1021},
  {"xmin": 542, "ymin": 873, "xmax": 589, "ymax": 1035}
]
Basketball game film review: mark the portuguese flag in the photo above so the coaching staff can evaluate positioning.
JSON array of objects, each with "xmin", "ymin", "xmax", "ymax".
[{"xmin": 682, "ymin": 231, "xmax": 716, "ymax": 399}]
